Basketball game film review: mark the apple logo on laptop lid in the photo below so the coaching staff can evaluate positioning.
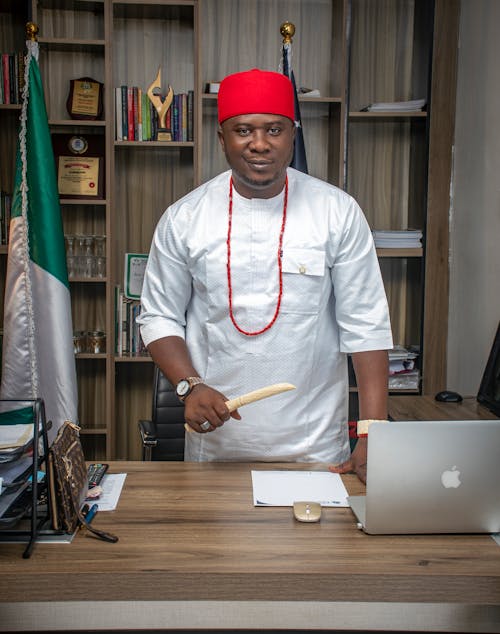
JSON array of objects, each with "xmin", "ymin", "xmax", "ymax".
[{"xmin": 441, "ymin": 466, "xmax": 461, "ymax": 488}]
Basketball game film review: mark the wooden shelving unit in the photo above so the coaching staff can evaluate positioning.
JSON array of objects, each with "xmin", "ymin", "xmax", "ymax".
[{"xmin": 0, "ymin": 0, "xmax": 459, "ymax": 459}]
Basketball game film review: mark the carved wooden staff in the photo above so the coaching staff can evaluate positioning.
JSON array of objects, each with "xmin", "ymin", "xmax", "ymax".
[{"xmin": 184, "ymin": 383, "xmax": 296, "ymax": 432}]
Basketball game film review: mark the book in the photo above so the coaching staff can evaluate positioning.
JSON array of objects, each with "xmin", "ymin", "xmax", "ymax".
[
  {"xmin": 115, "ymin": 87, "xmax": 123, "ymax": 140},
  {"xmin": 120, "ymin": 85, "xmax": 128, "ymax": 140},
  {"xmin": 8, "ymin": 54, "xmax": 15, "ymax": 104},
  {"xmin": 2, "ymin": 54, "xmax": 10, "ymax": 104},
  {"xmin": 17, "ymin": 51, "xmax": 24, "ymax": 102},
  {"xmin": 181, "ymin": 92, "xmax": 187, "ymax": 141},
  {"xmin": 137, "ymin": 87, "xmax": 143, "ymax": 141},
  {"xmin": 141, "ymin": 91, "xmax": 150, "ymax": 141},
  {"xmin": 361, "ymin": 98, "xmax": 426, "ymax": 112},
  {"xmin": 372, "ymin": 229, "xmax": 423, "ymax": 248},
  {"xmin": 187, "ymin": 90, "xmax": 194, "ymax": 141},
  {"xmin": 127, "ymin": 86, "xmax": 134, "ymax": 141}
]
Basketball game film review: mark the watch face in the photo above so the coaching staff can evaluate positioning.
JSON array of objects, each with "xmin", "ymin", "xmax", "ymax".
[{"xmin": 176, "ymin": 379, "xmax": 190, "ymax": 397}]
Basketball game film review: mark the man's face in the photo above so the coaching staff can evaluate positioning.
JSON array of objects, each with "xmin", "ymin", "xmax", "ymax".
[{"xmin": 218, "ymin": 114, "xmax": 295, "ymax": 199}]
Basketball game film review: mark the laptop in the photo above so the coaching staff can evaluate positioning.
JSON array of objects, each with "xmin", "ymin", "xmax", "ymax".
[{"xmin": 348, "ymin": 420, "xmax": 500, "ymax": 534}]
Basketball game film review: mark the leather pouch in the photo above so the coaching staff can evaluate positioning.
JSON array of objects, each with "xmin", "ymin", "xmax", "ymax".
[{"xmin": 48, "ymin": 421, "xmax": 118, "ymax": 543}]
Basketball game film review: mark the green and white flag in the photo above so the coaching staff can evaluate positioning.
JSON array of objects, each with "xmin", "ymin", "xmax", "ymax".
[{"xmin": 0, "ymin": 39, "xmax": 78, "ymax": 443}]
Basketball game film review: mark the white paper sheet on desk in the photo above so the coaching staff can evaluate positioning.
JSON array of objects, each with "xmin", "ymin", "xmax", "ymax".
[
  {"xmin": 88, "ymin": 473, "xmax": 126, "ymax": 510},
  {"xmin": 251, "ymin": 470, "xmax": 349, "ymax": 507}
]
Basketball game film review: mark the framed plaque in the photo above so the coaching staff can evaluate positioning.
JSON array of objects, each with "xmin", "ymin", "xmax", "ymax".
[
  {"xmin": 52, "ymin": 133, "xmax": 105, "ymax": 200},
  {"xmin": 66, "ymin": 77, "xmax": 104, "ymax": 120}
]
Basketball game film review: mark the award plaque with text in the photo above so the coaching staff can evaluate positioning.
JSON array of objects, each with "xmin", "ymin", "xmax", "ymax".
[
  {"xmin": 52, "ymin": 133, "xmax": 105, "ymax": 199},
  {"xmin": 66, "ymin": 77, "xmax": 103, "ymax": 120}
]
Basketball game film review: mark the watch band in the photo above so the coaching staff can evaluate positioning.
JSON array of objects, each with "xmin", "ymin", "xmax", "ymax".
[{"xmin": 185, "ymin": 376, "xmax": 204, "ymax": 388}]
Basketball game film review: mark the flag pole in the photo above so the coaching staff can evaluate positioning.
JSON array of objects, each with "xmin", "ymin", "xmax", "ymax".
[{"xmin": 280, "ymin": 21, "xmax": 308, "ymax": 174}]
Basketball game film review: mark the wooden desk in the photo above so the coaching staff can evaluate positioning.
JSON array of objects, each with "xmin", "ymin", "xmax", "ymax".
[
  {"xmin": 1, "ymin": 462, "xmax": 499, "ymax": 633},
  {"xmin": 388, "ymin": 395, "xmax": 499, "ymax": 421}
]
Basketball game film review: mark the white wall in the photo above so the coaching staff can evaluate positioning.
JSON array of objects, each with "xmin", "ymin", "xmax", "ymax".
[{"xmin": 447, "ymin": 0, "xmax": 500, "ymax": 395}]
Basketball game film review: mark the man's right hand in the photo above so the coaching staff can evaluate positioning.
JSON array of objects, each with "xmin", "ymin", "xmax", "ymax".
[{"xmin": 183, "ymin": 384, "xmax": 242, "ymax": 433}]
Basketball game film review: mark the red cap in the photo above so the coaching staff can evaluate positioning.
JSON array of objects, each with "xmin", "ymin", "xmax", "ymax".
[{"xmin": 218, "ymin": 69, "xmax": 295, "ymax": 124}]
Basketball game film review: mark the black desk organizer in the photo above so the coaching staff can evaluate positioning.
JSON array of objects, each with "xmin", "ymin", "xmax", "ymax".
[{"xmin": 0, "ymin": 398, "xmax": 57, "ymax": 558}]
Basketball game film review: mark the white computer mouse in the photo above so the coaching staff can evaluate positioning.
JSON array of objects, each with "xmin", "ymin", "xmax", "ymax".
[{"xmin": 293, "ymin": 501, "xmax": 321, "ymax": 522}]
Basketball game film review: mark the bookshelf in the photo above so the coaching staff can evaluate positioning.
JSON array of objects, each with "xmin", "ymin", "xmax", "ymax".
[
  {"xmin": 0, "ymin": 0, "xmax": 459, "ymax": 459},
  {"xmin": 346, "ymin": 0, "xmax": 433, "ymax": 392}
]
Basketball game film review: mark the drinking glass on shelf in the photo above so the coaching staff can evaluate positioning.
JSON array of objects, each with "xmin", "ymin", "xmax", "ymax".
[
  {"xmin": 93, "ymin": 235, "xmax": 106, "ymax": 257},
  {"xmin": 95, "ymin": 256, "xmax": 106, "ymax": 278},
  {"xmin": 84, "ymin": 235, "xmax": 94, "ymax": 256},
  {"xmin": 75, "ymin": 234, "xmax": 86, "ymax": 255},
  {"xmin": 67, "ymin": 255, "xmax": 76, "ymax": 279},
  {"xmin": 83, "ymin": 255, "xmax": 95, "ymax": 278},
  {"xmin": 65, "ymin": 234, "xmax": 75, "ymax": 257}
]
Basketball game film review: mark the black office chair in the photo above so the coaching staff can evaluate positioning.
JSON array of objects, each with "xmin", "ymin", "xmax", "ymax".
[{"xmin": 138, "ymin": 367, "xmax": 185, "ymax": 461}]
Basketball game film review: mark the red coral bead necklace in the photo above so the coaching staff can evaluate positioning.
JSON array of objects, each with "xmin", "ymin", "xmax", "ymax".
[{"xmin": 226, "ymin": 175, "xmax": 288, "ymax": 336}]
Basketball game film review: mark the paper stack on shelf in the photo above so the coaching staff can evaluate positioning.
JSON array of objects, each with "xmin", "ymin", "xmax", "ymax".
[
  {"xmin": 361, "ymin": 98, "xmax": 426, "ymax": 112},
  {"xmin": 388, "ymin": 345, "xmax": 420, "ymax": 390},
  {"xmin": 372, "ymin": 230, "xmax": 423, "ymax": 248}
]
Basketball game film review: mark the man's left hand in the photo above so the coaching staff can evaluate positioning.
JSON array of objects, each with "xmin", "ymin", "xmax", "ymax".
[{"xmin": 328, "ymin": 437, "xmax": 367, "ymax": 484}]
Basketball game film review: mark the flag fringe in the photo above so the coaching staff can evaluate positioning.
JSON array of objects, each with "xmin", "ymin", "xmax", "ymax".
[{"xmin": 17, "ymin": 39, "xmax": 40, "ymax": 396}]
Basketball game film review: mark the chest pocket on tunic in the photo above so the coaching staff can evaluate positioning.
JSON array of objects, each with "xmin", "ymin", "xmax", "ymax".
[{"xmin": 281, "ymin": 248, "xmax": 326, "ymax": 315}]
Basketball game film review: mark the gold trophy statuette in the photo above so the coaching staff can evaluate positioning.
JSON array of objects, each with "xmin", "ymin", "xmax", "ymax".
[{"xmin": 147, "ymin": 67, "xmax": 174, "ymax": 141}]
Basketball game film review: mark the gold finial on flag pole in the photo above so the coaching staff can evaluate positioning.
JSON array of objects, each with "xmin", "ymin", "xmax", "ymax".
[
  {"xmin": 26, "ymin": 22, "xmax": 39, "ymax": 41},
  {"xmin": 280, "ymin": 21, "xmax": 295, "ymax": 44}
]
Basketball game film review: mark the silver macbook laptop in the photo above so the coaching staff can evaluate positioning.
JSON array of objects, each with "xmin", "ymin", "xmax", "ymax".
[{"xmin": 348, "ymin": 420, "xmax": 500, "ymax": 534}]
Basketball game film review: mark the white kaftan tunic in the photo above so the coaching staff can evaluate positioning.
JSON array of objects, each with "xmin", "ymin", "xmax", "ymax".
[{"xmin": 138, "ymin": 168, "xmax": 393, "ymax": 463}]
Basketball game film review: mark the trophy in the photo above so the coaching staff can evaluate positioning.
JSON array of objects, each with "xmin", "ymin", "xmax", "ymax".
[{"xmin": 147, "ymin": 67, "xmax": 174, "ymax": 141}]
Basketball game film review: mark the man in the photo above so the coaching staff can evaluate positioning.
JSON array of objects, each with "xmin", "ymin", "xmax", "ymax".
[{"xmin": 138, "ymin": 69, "xmax": 393, "ymax": 482}]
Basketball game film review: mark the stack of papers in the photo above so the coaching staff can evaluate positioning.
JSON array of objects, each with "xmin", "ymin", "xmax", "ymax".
[
  {"xmin": 389, "ymin": 345, "xmax": 418, "ymax": 375},
  {"xmin": 372, "ymin": 229, "xmax": 423, "ymax": 248},
  {"xmin": 0, "ymin": 425, "xmax": 34, "ymax": 464},
  {"xmin": 251, "ymin": 470, "xmax": 349, "ymax": 507},
  {"xmin": 362, "ymin": 98, "xmax": 426, "ymax": 112},
  {"xmin": 389, "ymin": 345, "xmax": 420, "ymax": 390}
]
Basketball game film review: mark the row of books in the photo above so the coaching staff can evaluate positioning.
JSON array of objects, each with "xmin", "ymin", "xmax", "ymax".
[
  {"xmin": 0, "ymin": 191, "xmax": 12, "ymax": 246},
  {"xmin": 115, "ymin": 86, "xmax": 194, "ymax": 142},
  {"xmin": 372, "ymin": 229, "xmax": 423, "ymax": 248},
  {"xmin": 1, "ymin": 52, "xmax": 24, "ymax": 105},
  {"xmin": 114, "ymin": 286, "xmax": 147, "ymax": 357}
]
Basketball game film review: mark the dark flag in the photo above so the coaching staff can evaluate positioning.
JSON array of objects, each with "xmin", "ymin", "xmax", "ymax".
[{"xmin": 282, "ymin": 40, "xmax": 308, "ymax": 173}]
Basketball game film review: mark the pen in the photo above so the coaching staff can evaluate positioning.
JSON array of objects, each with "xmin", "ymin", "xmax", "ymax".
[{"xmin": 85, "ymin": 503, "xmax": 98, "ymax": 524}]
